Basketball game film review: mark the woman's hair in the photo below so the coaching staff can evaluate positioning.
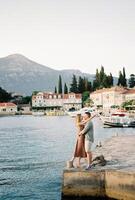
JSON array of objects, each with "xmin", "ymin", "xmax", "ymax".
[{"xmin": 85, "ymin": 112, "xmax": 91, "ymax": 118}]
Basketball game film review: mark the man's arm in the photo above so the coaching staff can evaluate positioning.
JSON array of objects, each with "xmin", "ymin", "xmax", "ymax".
[{"xmin": 78, "ymin": 122, "xmax": 90, "ymax": 136}]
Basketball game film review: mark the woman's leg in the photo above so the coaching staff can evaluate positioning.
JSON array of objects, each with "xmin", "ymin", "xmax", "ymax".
[{"xmin": 76, "ymin": 157, "xmax": 81, "ymax": 167}]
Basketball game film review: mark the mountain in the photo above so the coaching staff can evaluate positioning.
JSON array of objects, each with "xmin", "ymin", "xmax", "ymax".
[{"xmin": 0, "ymin": 54, "xmax": 95, "ymax": 95}]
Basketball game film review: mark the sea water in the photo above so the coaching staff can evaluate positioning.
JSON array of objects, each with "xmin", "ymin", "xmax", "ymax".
[{"xmin": 0, "ymin": 116, "xmax": 134, "ymax": 200}]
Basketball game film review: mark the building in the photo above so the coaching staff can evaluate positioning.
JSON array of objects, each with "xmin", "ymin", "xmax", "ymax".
[
  {"xmin": 90, "ymin": 86, "xmax": 130, "ymax": 109},
  {"xmin": 32, "ymin": 92, "xmax": 82, "ymax": 111},
  {"xmin": 124, "ymin": 89, "xmax": 135, "ymax": 101},
  {"xmin": 18, "ymin": 104, "xmax": 31, "ymax": 114},
  {"xmin": 0, "ymin": 102, "xmax": 17, "ymax": 114},
  {"xmin": 63, "ymin": 93, "xmax": 82, "ymax": 111}
]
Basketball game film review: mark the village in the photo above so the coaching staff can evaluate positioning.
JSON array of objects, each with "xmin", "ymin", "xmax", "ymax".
[{"xmin": 0, "ymin": 86, "xmax": 135, "ymax": 117}]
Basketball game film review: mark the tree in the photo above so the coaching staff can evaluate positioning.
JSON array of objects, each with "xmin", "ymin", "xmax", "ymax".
[
  {"xmin": 84, "ymin": 78, "xmax": 92, "ymax": 91},
  {"xmin": 87, "ymin": 81, "xmax": 92, "ymax": 92},
  {"xmin": 99, "ymin": 66, "xmax": 105, "ymax": 83},
  {"xmin": 21, "ymin": 96, "xmax": 31, "ymax": 104},
  {"xmin": 82, "ymin": 91, "xmax": 90, "ymax": 104},
  {"xmin": 78, "ymin": 76, "xmax": 85, "ymax": 93},
  {"xmin": 122, "ymin": 67, "xmax": 127, "ymax": 87},
  {"xmin": 102, "ymin": 74, "xmax": 108, "ymax": 88},
  {"xmin": 0, "ymin": 87, "xmax": 12, "ymax": 102},
  {"xmin": 129, "ymin": 74, "xmax": 135, "ymax": 88},
  {"xmin": 64, "ymin": 83, "xmax": 68, "ymax": 94},
  {"xmin": 54, "ymin": 86, "xmax": 57, "ymax": 94},
  {"xmin": 107, "ymin": 73, "xmax": 113, "ymax": 87},
  {"xmin": 70, "ymin": 74, "xmax": 78, "ymax": 93},
  {"xmin": 117, "ymin": 71, "xmax": 123, "ymax": 86},
  {"xmin": 58, "ymin": 75, "xmax": 62, "ymax": 94},
  {"xmin": 117, "ymin": 68, "xmax": 127, "ymax": 87},
  {"xmin": 93, "ymin": 69, "xmax": 100, "ymax": 90}
]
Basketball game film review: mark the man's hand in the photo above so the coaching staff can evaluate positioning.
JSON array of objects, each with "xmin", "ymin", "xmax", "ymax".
[{"xmin": 78, "ymin": 131, "xmax": 82, "ymax": 136}]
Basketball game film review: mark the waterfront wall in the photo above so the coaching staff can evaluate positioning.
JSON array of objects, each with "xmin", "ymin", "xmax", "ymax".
[{"xmin": 62, "ymin": 169, "xmax": 135, "ymax": 200}]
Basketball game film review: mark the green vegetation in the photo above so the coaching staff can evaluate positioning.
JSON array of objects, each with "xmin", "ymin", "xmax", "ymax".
[
  {"xmin": 54, "ymin": 86, "xmax": 57, "ymax": 94},
  {"xmin": 64, "ymin": 83, "xmax": 68, "ymax": 94},
  {"xmin": 117, "ymin": 67, "xmax": 127, "ymax": 87},
  {"xmin": 20, "ymin": 96, "xmax": 31, "ymax": 104},
  {"xmin": 129, "ymin": 74, "xmax": 135, "ymax": 88},
  {"xmin": 58, "ymin": 75, "xmax": 62, "ymax": 94},
  {"xmin": 32, "ymin": 91, "xmax": 40, "ymax": 95},
  {"xmin": 93, "ymin": 66, "xmax": 113, "ymax": 90},
  {"xmin": 122, "ymin": 99, "xmax": 135, "ymax": 110},
  {"xmin": 0, "ymin": 87, "xmax": 12, "ymax": 102},
  {"xmin": 70, "ymin": 75, "xmax": 78, "ymax": 93}
]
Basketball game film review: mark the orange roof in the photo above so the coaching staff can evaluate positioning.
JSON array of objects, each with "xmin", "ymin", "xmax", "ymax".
[
  {"xmin": 0, "ymin": 102, "xmax": 17, "ymax": 107},
  {"xmin": 33, "ymin": 92, "xmax": 82, "ymax": 99},
  {"xmin": 124, "ymin": 89, "xmax": 135, "ymax": 95},
  {"xmin": 63, "ymin": 93, "xmax": 82, "ymax": 99}
]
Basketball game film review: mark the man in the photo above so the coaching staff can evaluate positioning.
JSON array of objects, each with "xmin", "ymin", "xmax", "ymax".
[{"xmin": 78, "ymin": 112, "xmax": 94, "ymax": 170}]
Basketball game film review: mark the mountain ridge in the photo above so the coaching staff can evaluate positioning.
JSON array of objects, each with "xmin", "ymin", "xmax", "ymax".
[{"xmin": 0, "ymin": 54, "xmax": 95, "ymax": 95}]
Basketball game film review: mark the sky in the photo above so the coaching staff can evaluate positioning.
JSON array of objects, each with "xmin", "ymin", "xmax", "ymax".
[{"xmin": 0, "ymin": 0, "xmax": 135, "ymax": 77}]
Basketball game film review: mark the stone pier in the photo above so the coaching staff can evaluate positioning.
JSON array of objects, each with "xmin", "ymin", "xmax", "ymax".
[{"xmin": 62, "ymin": 135, "xmax": 135, "ymax": 200}]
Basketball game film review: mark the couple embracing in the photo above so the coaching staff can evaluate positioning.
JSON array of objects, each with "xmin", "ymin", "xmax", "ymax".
[{"xmin": 71, "ymin": 112, "xmax": 95, "ymax": 170}]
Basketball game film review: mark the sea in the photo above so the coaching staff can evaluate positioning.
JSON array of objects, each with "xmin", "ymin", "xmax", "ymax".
[{"xmin": 0, "ymin": 116, "xmax": 134, "ymax": 200}]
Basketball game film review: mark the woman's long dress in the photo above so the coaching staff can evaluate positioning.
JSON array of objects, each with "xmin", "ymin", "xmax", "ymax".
[{"xmin": 74, "ymin": 125, "xmax": 87, "ymax": 158}]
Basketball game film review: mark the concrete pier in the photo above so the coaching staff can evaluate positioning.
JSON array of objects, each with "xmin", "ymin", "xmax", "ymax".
[{"xmin": 62, "ymin": 135, "xmax": 135, "ymax": 200}]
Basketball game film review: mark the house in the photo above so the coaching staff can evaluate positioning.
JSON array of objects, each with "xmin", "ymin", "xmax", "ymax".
[
  {"xmin": 32, "ymin": 92, "xmax": 82, "ymax": 111},
  {"xmin": 0, "ymin": 102, "xmax": 17, "ymax": 114},
  {"xmin": 18, "ymin": 104, "xmax": 31, "ymax": 114},
  {"xmin": 90, "ymin": 86, "xmax": 128, "ymax": 109}
]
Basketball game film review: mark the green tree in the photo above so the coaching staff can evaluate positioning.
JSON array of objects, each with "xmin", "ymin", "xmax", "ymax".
[
  {"xmin": 87, "ymin": 81, "xmax": 92, "ymax": 92},
  {"xmin": 129, "ymin": 74, "xmax": 135, "ymax": 88},
  {"xmin": 58, "ymin": 75, "xmax": 62, "ymax": 94},
  {"xmin": 82, "ymin": 91, "xmax": 90, "ymax": 104},
  {"xmin": 70, "ymin": 74, "xmax": 78, "ymax": 93},
  {"xmin": 64, "ymin": 83, "xmax": 68, "ymax": 94},
  {"xmin": 93, "ymin": 69, "xmax": 100, "ymax": 90},
  {"xmin": 54, "ymin": 86, "xmax": 57, "ymax": 94},
  {"xmin": 102, "ymin": 74, "xmax": 108, "ymax": 88},
  {"xmin": 99, "ymin": 66, "xmax": 105, "ymax": 83},
  {"xmin": 122, "ymin": 67, "xmax": 127, "ymax": 87},
  {"xmin": 117, "ymin": 71, "xmax": 123, "ymax": 86},
  {"xmin": 108, "ymin": 73, "xmax": 113, "ymax": 87},
  {"xmin": 117, "ymin": 68, "xmax": 127, "ymax": 87},
  {"xmin": 0, "ymin": 87, "xmax": 12, "ymax": 102},
  {"xmin": 78, "ymin": 76, "xmax": 85, "ymax": 93},
  {"xmin": 21, "ymin": 96, "xmax": 31, "ymax": 104}
]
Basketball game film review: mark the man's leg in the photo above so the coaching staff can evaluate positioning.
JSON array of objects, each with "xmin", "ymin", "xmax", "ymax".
[{"xmin": 86, "ymin": 152, "xmax": 92, "ymax": 166}]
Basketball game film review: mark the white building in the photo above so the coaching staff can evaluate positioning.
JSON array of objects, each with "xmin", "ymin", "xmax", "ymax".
[
  {"xmin": 63, "ymin": 93, "xmax": 82, "ymax": 111},
  {"xmin": 90, "ymin": 86, "xmax": 135, "ymax": 109},
  {"xmin": 32, "ymin": 92, "xmax": 82, "ymax": 111},
  {"xmin": 124, "ymin": 89, "xmax": 135, "ymax": 101},
  {"xmin": 0, "ymin": 102, "xmax": 17, "ymax": 114}
]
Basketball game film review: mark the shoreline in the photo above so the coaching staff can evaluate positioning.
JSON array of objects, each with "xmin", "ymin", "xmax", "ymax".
[{"xmin": 62, "ymin": 135, "xmax": 135, "ymax": 200}]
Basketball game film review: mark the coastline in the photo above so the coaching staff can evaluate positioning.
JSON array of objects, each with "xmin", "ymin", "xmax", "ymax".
[{"xmin": 62, "ymin": 135, "xmax": 135, "ymax": 200}]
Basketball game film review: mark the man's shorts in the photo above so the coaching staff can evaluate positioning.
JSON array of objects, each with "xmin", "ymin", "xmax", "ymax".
[{"xmin": 85, "ymin": 140, "xmax": 93, "ymax": 153}]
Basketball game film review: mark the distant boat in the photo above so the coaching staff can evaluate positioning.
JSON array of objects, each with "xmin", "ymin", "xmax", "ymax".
[
  {"xmin": 104, "ymin": 121, "xmax": 135, "ymax": 128},
  {"xmin": 101, "ymin": 113, "xmax": 135, "ymax": 128},
  {"xmin": 32, "ymin": 111, "xmax": 45, "ymax": 116}
]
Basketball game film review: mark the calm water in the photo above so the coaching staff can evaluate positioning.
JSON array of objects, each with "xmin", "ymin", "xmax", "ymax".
[{"xmin": 0, "ymin": 116, "xmax": 134, "ymax": 200}]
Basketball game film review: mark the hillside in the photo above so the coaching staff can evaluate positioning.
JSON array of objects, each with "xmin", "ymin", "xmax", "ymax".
[{"xmin": 0, "ymin": 54, "xmax": 95, "ymax": 95}]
